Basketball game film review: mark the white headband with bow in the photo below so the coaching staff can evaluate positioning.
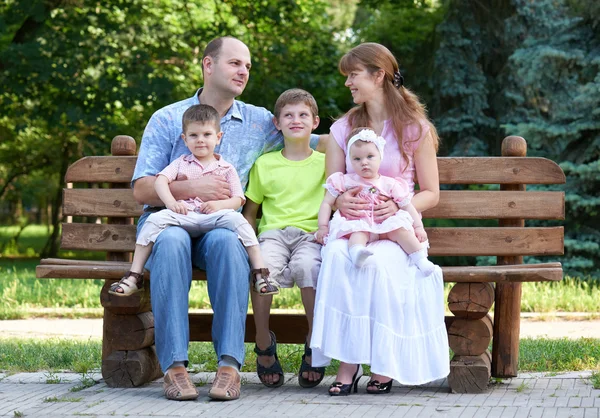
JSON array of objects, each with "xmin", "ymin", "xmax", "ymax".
[{"xmin": 346, "ymin": 129, "xmax": 387, "ymax": 169}]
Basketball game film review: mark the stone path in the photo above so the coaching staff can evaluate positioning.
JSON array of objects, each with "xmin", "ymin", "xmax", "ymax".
[
  {"xmin": 1, "ymin": 317, "xmax": 599, "ymax": 416},
  {"xmin": 1, "ymin": 370, "xmax": 598, "ymax": 417}
]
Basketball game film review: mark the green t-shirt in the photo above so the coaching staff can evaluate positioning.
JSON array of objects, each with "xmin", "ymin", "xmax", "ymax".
[{"xmin": 245, "ymin": 150, "xmax": 326, "ymax": 235}]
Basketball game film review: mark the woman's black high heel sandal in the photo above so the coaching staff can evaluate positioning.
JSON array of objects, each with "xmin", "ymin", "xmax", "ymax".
[
  {"xmin": 366, "ymin": 378, "xmax": 393, "ymax": 394},
  {"xmin": 328, "ymin": 365, "xmax": 363, "ymax": 396}
]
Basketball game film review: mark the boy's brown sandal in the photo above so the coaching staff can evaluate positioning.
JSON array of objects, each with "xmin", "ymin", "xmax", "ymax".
[
  {"xmin": 163, "ymin": 371, "xmax": 199, "ymax": 401},
  {"xmin": 251, "ymin": 268, "xmax": 279, "ymax": 296},
  {"xmin": 108, "ymin": 271, "xmax": 144, "ymax": 296},
  {"xmin": 208, "ymin": 366, "xmax": 241, "ymax": 401}
]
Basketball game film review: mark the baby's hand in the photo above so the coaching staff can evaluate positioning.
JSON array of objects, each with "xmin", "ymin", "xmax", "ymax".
[
  {"xmin": 167, "ymin": 202, "xmax": 189, "ymax": 215},
  {"xmin": 414, "ymin": 225, "xmax": 428, "ymax": 243},
  {"xmin": 200, "ymin": 201, "xmax": 222, "ymax": 214},
  {"xmin": 315, "ymin": 225, "xmax": 329, "ymax": 244}
]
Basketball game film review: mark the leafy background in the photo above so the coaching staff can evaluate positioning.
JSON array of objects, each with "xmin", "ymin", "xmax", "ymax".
[{"xmin": 0, "ymin": 0, "xmax": 598, "ymax": 277}]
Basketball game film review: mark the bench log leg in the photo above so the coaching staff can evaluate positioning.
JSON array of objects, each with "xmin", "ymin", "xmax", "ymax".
[
  {"xmin": 492, "ymin": 135, "xmax": 527, "ymax": 379},
  {"xmin": 447, "ymin": 283, "xmax": 494, "ymax": 393},
  {"xmin": 100, "ymin": 280, "xmax": 162, "ymax": 387},
  {"xmin": 448, "ymin": 351, "xmax": 492, "ymax": 394}
]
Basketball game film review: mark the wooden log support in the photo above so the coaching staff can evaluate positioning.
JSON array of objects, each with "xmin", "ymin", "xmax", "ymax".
[
  {"xmin": 103, "ymin": 311, "xmax": 155, "ymax": 351},
  {"xmin": 448, "ymin": 314, "xmax": 493, "ymax": 356},
  {"xmin": 448, "ymin": 350, "xmax": 492, "ymax": 394},
  {"xmin": 100, "ymin": 136, "xmax": 160, "ymax": 388},
  {"xmin": 448, "ymin": 283, "xmax": 495, "ymax": 320},
  {"xmin": 492, "ymin": 136, "xmax": 526, "ymax": 378},
  {"xmin": 100, "ymin": 281, "xmax": 152, "ymax": 315},
  {"xmin": 102, "ymin": 346, "xmax": 162, "ymax": 388}
]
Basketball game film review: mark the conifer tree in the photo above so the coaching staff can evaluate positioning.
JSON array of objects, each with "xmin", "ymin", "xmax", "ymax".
[{"xmin": 502, "ymin": 0, "xmax": 600, "ymax": 277}]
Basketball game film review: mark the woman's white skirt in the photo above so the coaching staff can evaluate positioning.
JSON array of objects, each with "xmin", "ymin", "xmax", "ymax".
[{"xmin": 310, "ymin": 238, "xmax": 450, "ymax": 385}]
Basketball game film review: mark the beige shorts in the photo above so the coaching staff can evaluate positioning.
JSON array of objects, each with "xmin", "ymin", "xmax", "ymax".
[{"xmin": 258, "ymin": 226, "xmax": 322, "ymax": 289}]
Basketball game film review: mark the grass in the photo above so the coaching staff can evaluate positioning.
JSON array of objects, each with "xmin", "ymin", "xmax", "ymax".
[
  {"xmin": 590, "ymin": 371, "xmax": 600, "ymax": 389},
  {"xmin": 2, "ymin": 255, "xmax": 600, "ymax": 319},
  {"xmin": 2, "ymin": 224, "xmax": 600, "ymax": 317},
  {"xmin": 518, "ymin": 337, "xmax": 600, "ymax": 372},
  {"xmin": 0, "ymin": 337, "xmax": 598, "ymax": 375}
]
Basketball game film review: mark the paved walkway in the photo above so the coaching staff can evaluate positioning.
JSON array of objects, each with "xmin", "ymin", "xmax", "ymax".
[
  {"xmin": 2, "ymin": 316, "xmax": 600, "ymax": 340},
  {"xmin": 1, "ymin": 318, "xmax": 599, "ymax": 417},
  {"xmin": 1, "ymin": 370, "xmax": 598, "ymax": 417}
]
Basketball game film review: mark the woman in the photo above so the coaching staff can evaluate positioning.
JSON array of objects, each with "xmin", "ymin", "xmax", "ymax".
[{"xmin": 310, "ymin": 42, "xmax": 450, "ymax": 395}]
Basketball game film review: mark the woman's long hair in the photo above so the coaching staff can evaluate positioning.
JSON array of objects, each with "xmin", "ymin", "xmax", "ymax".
[{"xmin": 339, "ymin": 43, "xmax": 439, "ymax": 169}]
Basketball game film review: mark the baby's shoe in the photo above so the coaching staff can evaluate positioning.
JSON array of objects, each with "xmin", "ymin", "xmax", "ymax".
[{"xmin": 408, "ymin": 249, "xmax": 435, "ymax": 275}]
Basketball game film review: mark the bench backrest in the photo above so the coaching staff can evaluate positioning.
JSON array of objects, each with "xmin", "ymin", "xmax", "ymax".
[{"xmin": 61, "ymin": 136, "xmax": 565, "ymax": 261}]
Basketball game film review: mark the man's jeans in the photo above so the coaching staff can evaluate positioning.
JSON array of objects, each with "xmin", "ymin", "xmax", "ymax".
[{"xmin": 138, "ymin": 212, "xmax": 250, "ymax": 372}]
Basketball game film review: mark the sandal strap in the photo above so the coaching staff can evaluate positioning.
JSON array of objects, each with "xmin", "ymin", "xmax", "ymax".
[
  {"xmin": 251, "ymin": 268, "xmax": 270, "ymax": 277},
  {"xmin": 367, "ymin": 380, "xmax": 381, "ymax": 388},
  {"xmin": 256, "ymin": 356, "xmax": 284, "ymax": 377},
  {"xmin": 126, "ymin": 271, "xmax": 144, "ymax": 281},
  {"xmin": 110, "ymin": 271, "xmax": 144, "ymax": 292},
  {"xmin": 299, "ymin": 355, "xmax": 325, "ymax": 375},
  {"xmin": 253, "ymin": 330, "xmax": 277, "ymax": 356},
  {"xmin": 304, "ymin": 341, "xmax": 312, "ymax": 357}
]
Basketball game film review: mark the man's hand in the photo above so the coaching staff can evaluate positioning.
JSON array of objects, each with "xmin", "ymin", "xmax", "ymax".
[
  {"xmin": 336, "ymin": 188, "xmax": 369, "ymax": 220},
  {"xmin": 315, "ymin": 225, "xmax": 329, "ymax": 244},
  {"xmin": 176, "ymin": 174, "xmax": 231, "ymax": 202},
  {"xmin": 200, "ymin": 200, "xmax": 225, "ymax": 214},
  {"xmin": 414, "ymin": 225, "xmax": 428, "ymax": 243},
  {"xmin": 166, "ymin": 201, "xmax": 189, "ymax": 215},
  {"xmin": 373, "ymin": 199, "xmax": 399, "ymax": 223}
]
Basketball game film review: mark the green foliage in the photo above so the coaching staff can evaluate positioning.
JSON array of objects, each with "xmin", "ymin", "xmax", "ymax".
[
  {"xmin": 431, "ymin": 0, "xmax": 599, "ymax": 276},
  {"xmin": 230, "ymin": 0, "xmax": 346, "ymax": 129},
  {"xmin": 1, "ymin": 337, "xmax": 598, "ymax": 373},
  {"xmin": 432, "ymin": 0, "xmax": 515, "ymax": 156},
  {"xmin": 352, "ymin": 0, "xmax": 445, "ymax": 106},
  {"xmin": 502, "ymin": 0, "xmax": 600, "ymax": 277},
  {"xmin": 518, "ymin": 337, "xmax": 600, "ymax": 372},
  {"xmin": 0, "ymin": 338, "xmax": 101, "ymax": 372},
  {"xmin": 0, "ymin": 0, "xmax": 345, "ymax": 254}
]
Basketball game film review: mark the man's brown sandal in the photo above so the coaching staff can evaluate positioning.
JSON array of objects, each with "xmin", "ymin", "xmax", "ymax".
[
  {"xmin": 108, "ymin": 271, "xmax": 144, "ymax": 297},
  {"xmin": 251, "ymin": 268, "xmax": 279, "ymax": 296},
  {"xmin": 208, "ymin": 366, "xmax": 241, "ymax": 401},
  {"xmin": 163, "ymin": 371, "xmax": 199, "ymax": 401}
]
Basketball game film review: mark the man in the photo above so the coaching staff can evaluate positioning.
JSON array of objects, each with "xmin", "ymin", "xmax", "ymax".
[{"xmin": 132, "ymin": 36, "xmax": 325, "ymax": 401}]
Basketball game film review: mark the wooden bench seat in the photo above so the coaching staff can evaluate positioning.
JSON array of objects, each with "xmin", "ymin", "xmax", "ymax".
[
  {"xmin": 36, "ymin": 135, "xmax": 566, "ymax": 393},
  {"xmin": 38, "ymin": 258, "xmax": 563, "ymax": 284}
]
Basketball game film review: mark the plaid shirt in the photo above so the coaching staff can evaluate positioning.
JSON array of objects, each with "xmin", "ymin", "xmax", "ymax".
[{"xmin": 158, "ymin": 154, "xmax": 245, "ymax": 211}]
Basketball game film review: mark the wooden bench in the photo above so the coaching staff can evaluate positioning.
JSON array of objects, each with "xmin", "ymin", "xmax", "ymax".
[{"xmin": 37, "ymin": 134, "xmax": 565, "ymax": 393}]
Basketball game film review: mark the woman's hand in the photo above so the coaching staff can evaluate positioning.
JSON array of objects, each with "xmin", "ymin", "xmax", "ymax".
[
  {"xmin": 373, "ymin": 198, "xmax": 399, "ymax": 222},
  {"xmin": 336, "ymin": 188, "xmax": 369, "ymax": 220}
]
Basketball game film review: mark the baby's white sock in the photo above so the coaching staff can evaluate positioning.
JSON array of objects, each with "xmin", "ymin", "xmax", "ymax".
[
  {"xmin": 349, "ymin": 245, "xmax": 373, "ymax": 268},
  {"xmin": 408, "ymin": 249, "xmax": 435, "ymax": 275}
]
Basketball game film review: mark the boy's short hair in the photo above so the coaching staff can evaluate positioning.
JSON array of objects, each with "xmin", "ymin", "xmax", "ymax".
[
  {"xmin": 273, "ymin": 89, "xmax": 318, "ymax": 119},
  {"xmin": 182, "ymin": 104, "xmax": 220, "ymax": 133}
]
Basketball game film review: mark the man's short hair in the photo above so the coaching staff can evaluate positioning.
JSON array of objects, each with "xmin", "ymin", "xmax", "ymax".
[
  {"xmin": 182, "ymin": 104, "xmax": 220, "ymax": 133},
  {"xmin": 273, "ymin": 88, "xmax": 319, "ymax": 119},
  {"xmin": 202, "ymin": 36, "xmax": 244, "ymax": 76}
]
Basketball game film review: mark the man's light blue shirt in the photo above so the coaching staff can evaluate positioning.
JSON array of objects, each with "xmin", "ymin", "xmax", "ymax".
[{"xmin": 133, "ymin": 88, "xmax": 319, "ymax": 205}]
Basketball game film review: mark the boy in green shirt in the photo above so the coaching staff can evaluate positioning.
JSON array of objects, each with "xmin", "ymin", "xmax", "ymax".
[{"xmin": 243, "ymin": 89, "xmax": 326, "ymax": 389}]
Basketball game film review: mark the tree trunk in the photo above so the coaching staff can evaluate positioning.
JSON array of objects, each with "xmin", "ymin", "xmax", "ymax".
[{"xmin": 41, "ymin": 144, "xmax": 71, "ymax": 258}]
